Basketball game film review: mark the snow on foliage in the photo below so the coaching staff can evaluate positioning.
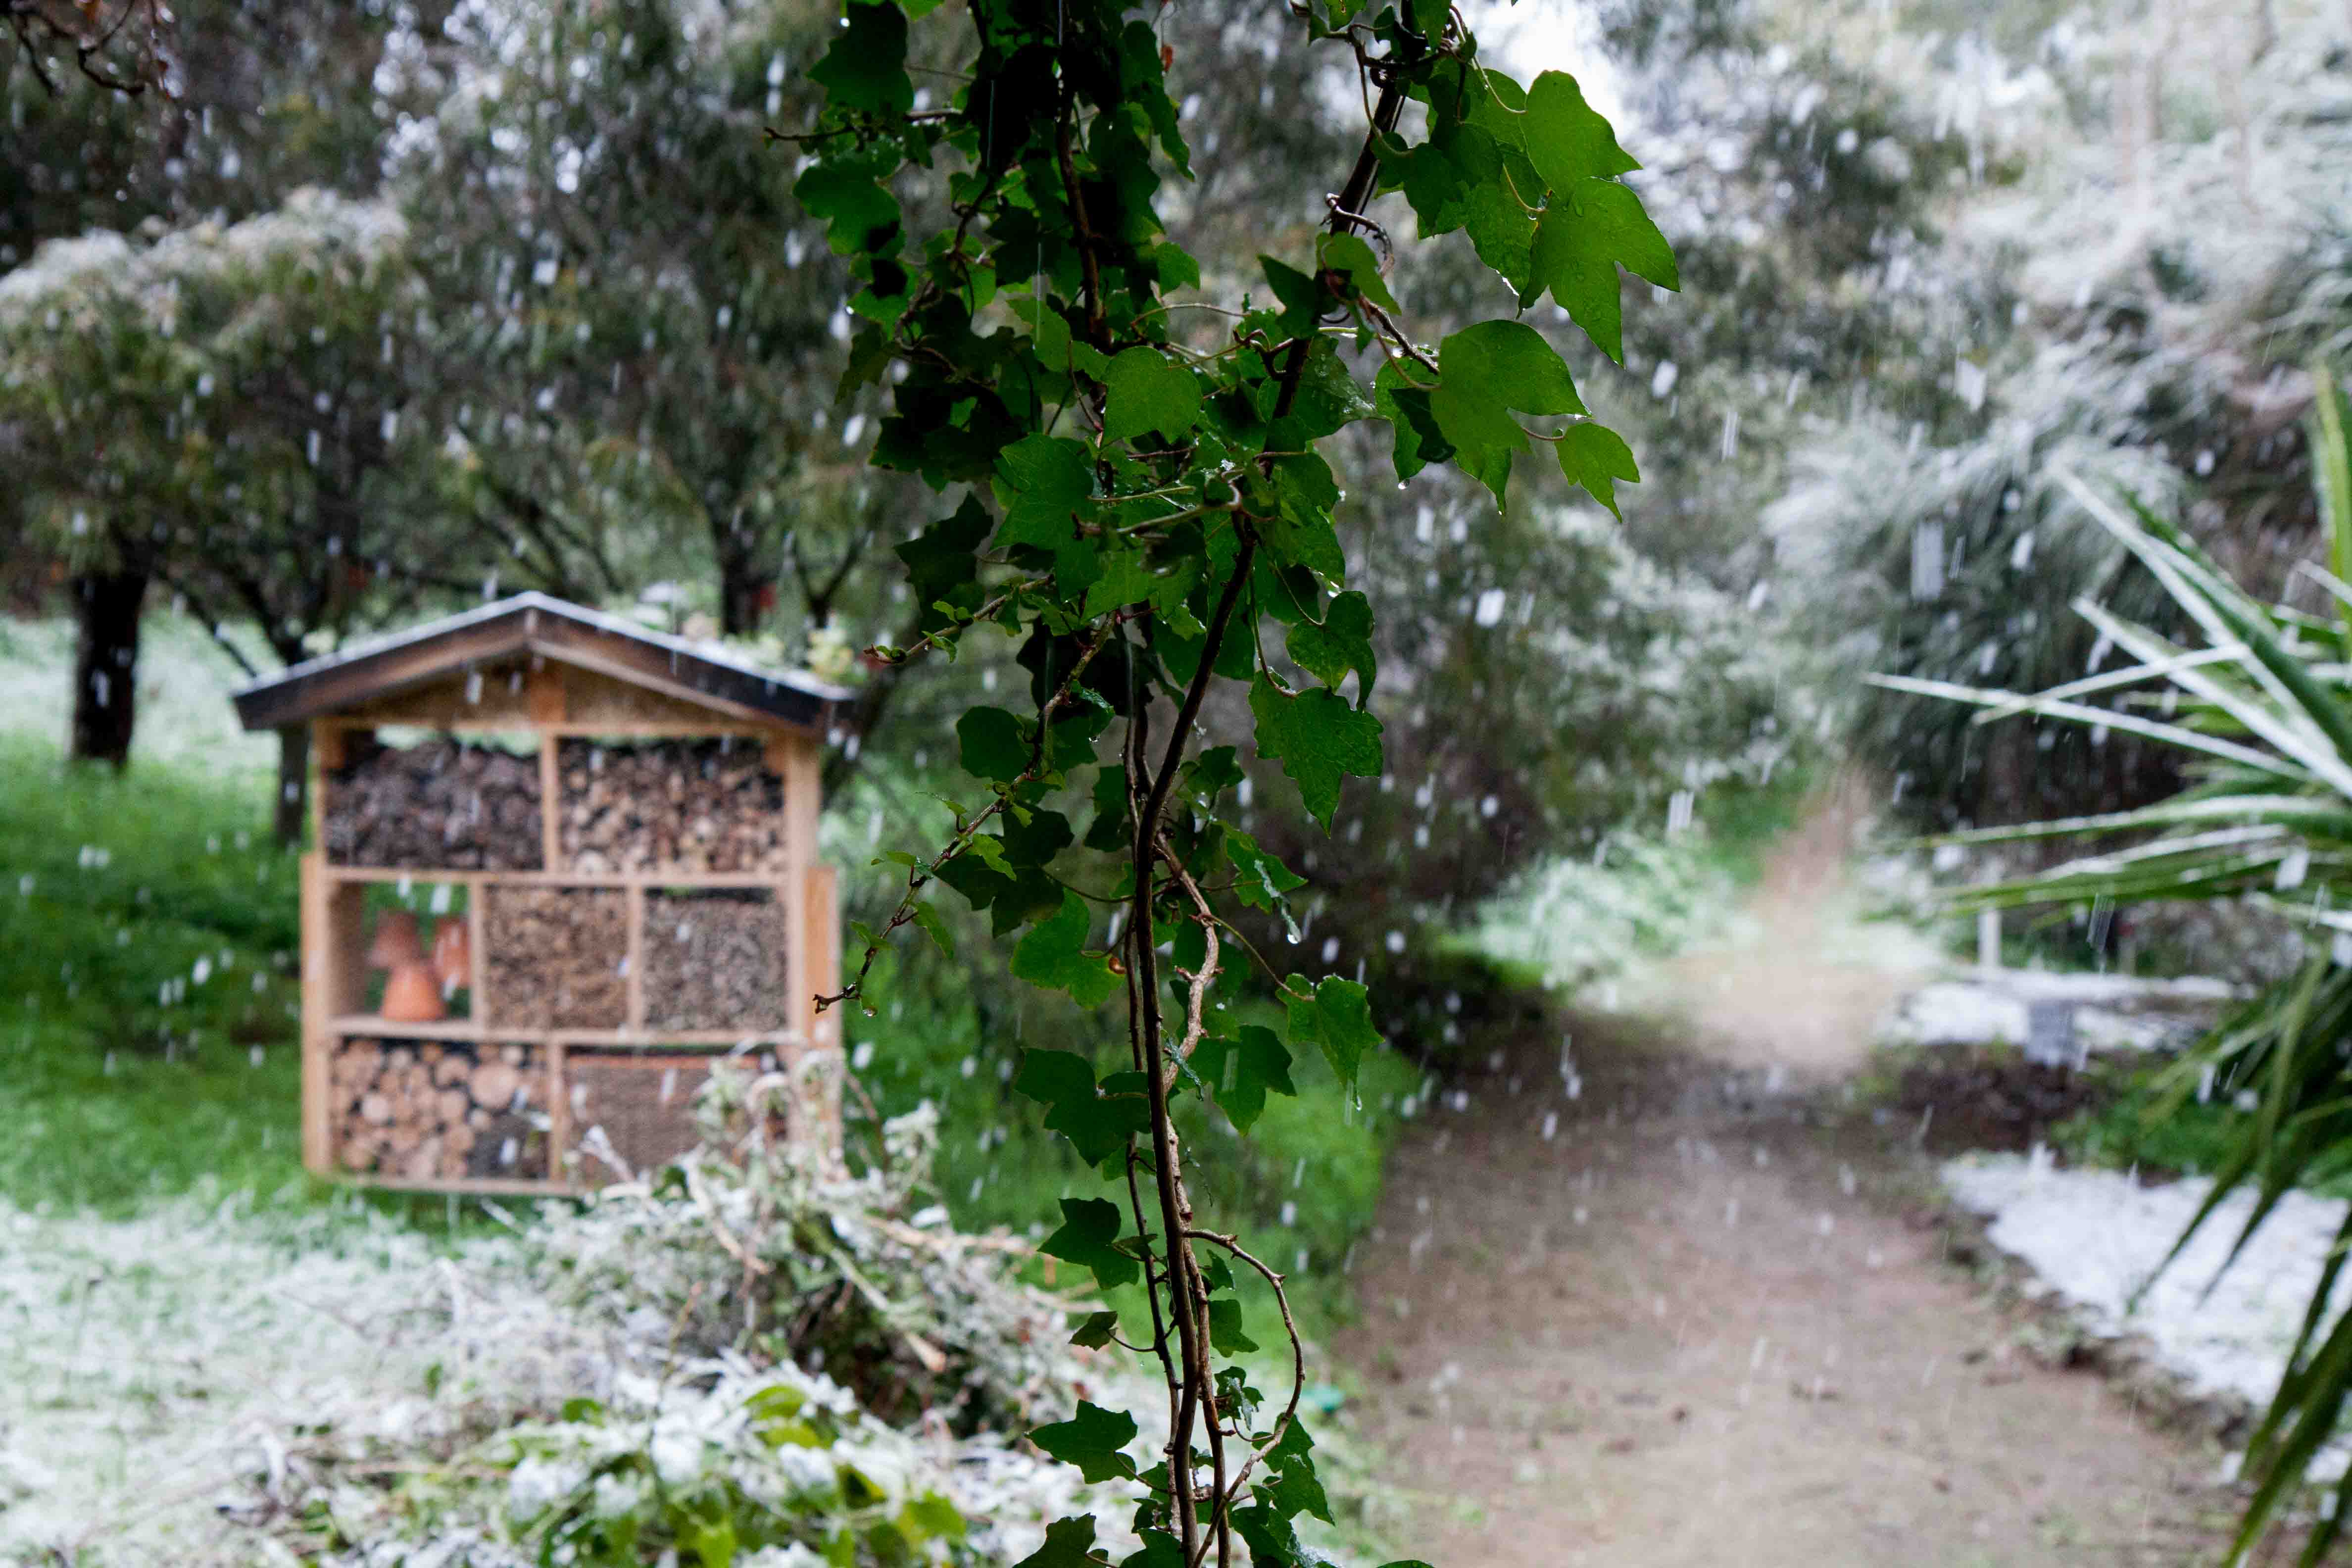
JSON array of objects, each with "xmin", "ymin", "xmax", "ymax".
[{"xmin": 0, "ymin": 1081, "xmax": 1146, "ymax": 1567}]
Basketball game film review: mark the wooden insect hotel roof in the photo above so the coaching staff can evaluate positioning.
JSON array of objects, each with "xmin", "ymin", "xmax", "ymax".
[
  {"xmin": 231, "ymin": 591, "xmax": 849, "ymax": 734},
  {"xmin": 235, "ymin": 593, "xmax": 853, "ymax": 1196}
]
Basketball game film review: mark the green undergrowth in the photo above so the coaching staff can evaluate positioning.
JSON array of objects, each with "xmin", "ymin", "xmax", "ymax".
[
  {"xmin": 840, "ymin": 937, "xmax": 1421, "ymax": 1338},
  {"xmin": 2054, "ymin": 1058, "xmax": 2352, "ymax": 1198},
  {"xmin": 0, "ymin": 727, "xmax": 1421, "ymax": 1343},
  {"xmin": 1458, "ymin": 766, "xmax": 1814, "ymax": 996}
]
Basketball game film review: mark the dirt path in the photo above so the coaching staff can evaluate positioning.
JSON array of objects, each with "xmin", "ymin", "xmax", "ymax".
[{"xmin": 1336, "ymin": 801, "xmax": 2230, "ymax": 1566}]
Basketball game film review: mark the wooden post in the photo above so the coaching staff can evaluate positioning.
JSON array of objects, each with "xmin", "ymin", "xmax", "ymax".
[
  {"xmin": 546, "ymin": 1035, "xmax": 571, "ymax": 1188},
  {"xmin": 538, "ymin": 733, "xmax": 563, "ymax": 872},
  {"xmin": 299, "ymin": 851, "xmax": 332, "ymax": 1174},
  {"xmin": 309, "ymin": 720, "xmax": 341, "ymax": 854},
  {"xmin": 800, "ymin": 860, "xmax": 842, "ymax": 1156},
  {"xmin": 775, "ymin": 733, "xmax": 821, "ymax": 885},
  {"xmin": 624, "ymin": 883, "xmax": 645, "ymax": 1030},
  {"xmin": 468, "ymin": 876, "xmax": 491, "ymax": 1029}
]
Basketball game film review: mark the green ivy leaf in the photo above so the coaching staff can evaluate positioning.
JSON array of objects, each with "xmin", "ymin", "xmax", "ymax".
[
  {"xmin": 1039, "ymin": 1196, "xmax": 1140, "ymax": 1290},
  {"xmin": 1083, "ymin": 544, "xmax": 1163, "ymax": 618},
  {"xmin": 1259, "ymin": 454, "xmax": 1346, "ymax": 585},
  {"xmin": 1429, "ymin": 319, "xmax": 1585, "ymax": 504},
  {"xmin": 1185, "ymin": 746, "xmax": 1245, "ymax": 805},
  {"xmin": 1316, "ymin": 232, "xmax": 1398, "ymax": 313},
  {"xmin": 1556, "ymin": 421, "xmax": 1642, "ymax": 518},
  {"xmin": 1249, "ymin": 676, "xmax": 1384, "ymax": 830},
  {"xmin": 1523, "ymin": 71, "xmax": 1640, "ymax": 187},
  {"xmin": 1188, "ymin": 1025, "xmax": 1296, "ymax": 1134},
  {"xmin": 1531, "ymin": 181, "xmax": 1679, "ymax": 365},
  {"xmin": 1121, "ymin": 1531, "xmax": 1185, "ymax": 1568},
  {"xmin": 908, "ymin": 899, "xmax": 956, "ymax": 957},
  {"xmin": 1012, "ymin": 1515, "xmax": 1105, "ymax": 1568},
  {"xmin": 1372, "ymin": 360, "xmax": 1452, "ymax": 483},
  {"xmin": 793, "ymin": 156, "xmax": 899, "ymax": 256},
  {"xmin": 1000, "ymin": 805, "xmax": 1074, "ymax": 867},
  {"xmin": 1231, "ymin": 1503, "xmax": 1310, "ymax": 1567},
  {"xmin": 995, "ymin": 434, "xmax": 1096, "ymax": 550},
  {"xmin": 1102, "ymin": 347, "xmax": 1202, "ymax": 443},
  {"xmin": 1274, "ymin": 344, "xmax": 1377, "ymax": 444},
  {"xmin": 1285, "ymin": 590, "xmax": 1377, "ymax": 707},
  {"xmin": 808, "ymin": 2, "xmax": 913, "ymax": 116},
  {"xmin": 1263, "ymin": 1417, "xmax": 1332, "ymax": 1523},
  {"xmin": 1206, "ymin": 1296, "xmax": 1260, "ymax": 1355},
  {"xmin": 1014, "ymin": 1048, "xmax": 1148, "ymax": 1165},
  {"xmin": 1224, "ymin": 830, "xmax": 1307, "ymax": 912},
  {"xmin": 1069, "ymin": 1310, "xmax": 1121, "ymax": 1349},
  {"xmin": 1010, "ymin": 892, "xmax": 1120, "ymax": 1008},
  {"xmin": 898, "ymin": 496, "xmax": 994, "ymax": 620},
  {"xmin": 958, "ymin": 706, "xmax": 1031, "ymax": 783},
  {"xmin": 1286, "ymin": 974, "xmax": 1381, "ymax": 1087},
  {"xmin": 1029, "ymin": 1401, "xmax": 1139, "ymax": 1483},
  {"xmin": 1461, "ymin": 179, "xmax": 1538, "ymax": 298},
  {"xmin": 1083, "ymin": 763, "xmax": 1131, "ymax": 852}
]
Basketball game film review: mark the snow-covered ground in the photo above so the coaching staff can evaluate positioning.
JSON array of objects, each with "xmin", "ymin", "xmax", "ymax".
[
  {"xmin": 1943, "ymin": 1153, "xmax": 2352, "ymax": 1424},
  {"xmin": 0, "ymin": 1184, "xmax": 1117, "ymax": 1567},
  {"xmin": 1883, "ymin": 971, "xmax": 2237, "ymax": 1057},
  {"xmin": 0, "ymin": 1191, "xmax": 512, "ymax": 1564},
  {"xmin": 0, "ymin": 612, "xmax": 274, "ymax": 777}
]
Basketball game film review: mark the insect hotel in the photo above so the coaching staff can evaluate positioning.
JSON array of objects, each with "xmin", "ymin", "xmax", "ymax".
[{"xmin": 232, "ymin": 593, "xmax": 851, "ymax": 1193}]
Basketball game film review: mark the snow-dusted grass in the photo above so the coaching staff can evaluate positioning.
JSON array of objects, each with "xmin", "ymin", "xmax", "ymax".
[
  {"xmin": 0, "ymin": 1192, "xmax": 494, "ymax": 1564},
  {"xmin": 0, "ymin": 1154, "xmax": 1129, "ymax": 1567},
  {"xmin": 1943, "ymin": 1152, "xmax": 2352, "ymax": 1423},
  {"xmin": 0, "ymin": 612, "xmax": 274, "ymax": 783}
]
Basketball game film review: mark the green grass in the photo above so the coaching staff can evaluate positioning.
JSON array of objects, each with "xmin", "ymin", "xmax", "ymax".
[
  {"xmin": 0, "ymin": 725, "xmax": 1421, "ymax": 1330},
  {"xmin": 0, "ymin": 734, "xmax": 312, "ymax": 1211},
  {"xmin": 2053, "ymin": 1060, "xmax": 2352, "ymax": 1198},
  {"xmin": 0, "ymin": 735, "xmax": 522, "ymax": 1232}
]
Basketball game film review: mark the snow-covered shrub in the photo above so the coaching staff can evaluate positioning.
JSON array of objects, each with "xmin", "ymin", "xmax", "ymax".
[
  {"xmin": 217, "ymin": 1081, "xmax": 1145, "ymax": 1568},
  {"xmin": 530, "ymin": 1069, "xmax": 1119, "ymax": 1437},
  {"xmin": 1468, "ymin": 828, "xmax": 1738, "ymax": 994}
]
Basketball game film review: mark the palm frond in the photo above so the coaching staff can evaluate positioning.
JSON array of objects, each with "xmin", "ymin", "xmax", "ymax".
[{"xmin": 1879, "ymin": 398, "xmax": 2352, "ymax": 1558}]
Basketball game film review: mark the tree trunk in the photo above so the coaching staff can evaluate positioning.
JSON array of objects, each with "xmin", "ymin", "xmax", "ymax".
[
  {"xmin": 719, "ymin": 557, "xmax": 772, "ymax": 637},
  {"xmin": 274, "ymin": 723, "xmax": 311, "ymax": 848},
  {"xmin": 69, "ymin": 568, "xmax": 147, "ymax": 768}
]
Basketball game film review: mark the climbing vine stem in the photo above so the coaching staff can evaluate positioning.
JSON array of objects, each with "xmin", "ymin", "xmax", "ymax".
[{"xmin": 795, "ymin": 0, "xmax": 1679, "ymax": 1559}]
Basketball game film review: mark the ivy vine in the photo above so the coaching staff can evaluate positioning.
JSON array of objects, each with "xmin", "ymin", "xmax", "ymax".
[{"xmin": 795, "ymin": 0, "xmax": 1676, "ymax": 1561}]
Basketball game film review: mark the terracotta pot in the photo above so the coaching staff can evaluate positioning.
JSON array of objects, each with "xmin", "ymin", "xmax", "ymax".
[
  {"xmin": 365, "ymin": 910, "xmax": 424, "ymax": 969},
  {"xmin": 380, "ymin": 959, "xmax": 446, "ymax": 1023},
  {"xmin": 430, "ymin": 917, "xmax": 472, "ymax": 992}
]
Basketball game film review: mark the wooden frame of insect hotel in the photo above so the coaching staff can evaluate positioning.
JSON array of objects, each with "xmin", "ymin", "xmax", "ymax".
[{"xmin": 232, "ymin": 592, "xmax": 852, "ymax": 1194}]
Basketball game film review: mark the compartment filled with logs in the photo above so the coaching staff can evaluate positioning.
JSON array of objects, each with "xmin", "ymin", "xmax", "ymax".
[
  {"xmin": 326, "ymin": 734, "xmax": 543, "ymax": 870},
  {"xmin": 482, "ymin": 886, "xmax": 628, "ymax": 1029},
  {"xmin": 558, "ymin": 738, "xmax": 790, "ymax": 875},
  {"xmin": 643, "ymin": 888, "xmax": 790, "ymax": 1031},
  {"xmin": 331, "ymin": 1037, "xmax": 549, "ymax": 1181}
]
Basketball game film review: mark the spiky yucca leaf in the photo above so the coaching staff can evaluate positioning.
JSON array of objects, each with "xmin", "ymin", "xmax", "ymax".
[{"xmin": 1880, "ymin": 373, "xmax": 2352, "ymax": 1564}]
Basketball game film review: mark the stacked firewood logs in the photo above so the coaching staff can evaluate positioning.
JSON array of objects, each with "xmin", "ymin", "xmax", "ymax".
[
  {"xmin": 558, "ymin": 739, "xmax": 790, "ymax": 875},
  {"xmin": 326, "ymin": 737, "xmax": 544, "ymax": 870},
  {"xmin": 331, "ymin": 1038, "xmax": 545, "ymax": 1180},
  {"xmin": 644, "ymin": 892, "xmax": 790, "ymax": 1030},
  {"xmin": 483, "ymin": 887, "xmax": 628, "ymax": 1028}
]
